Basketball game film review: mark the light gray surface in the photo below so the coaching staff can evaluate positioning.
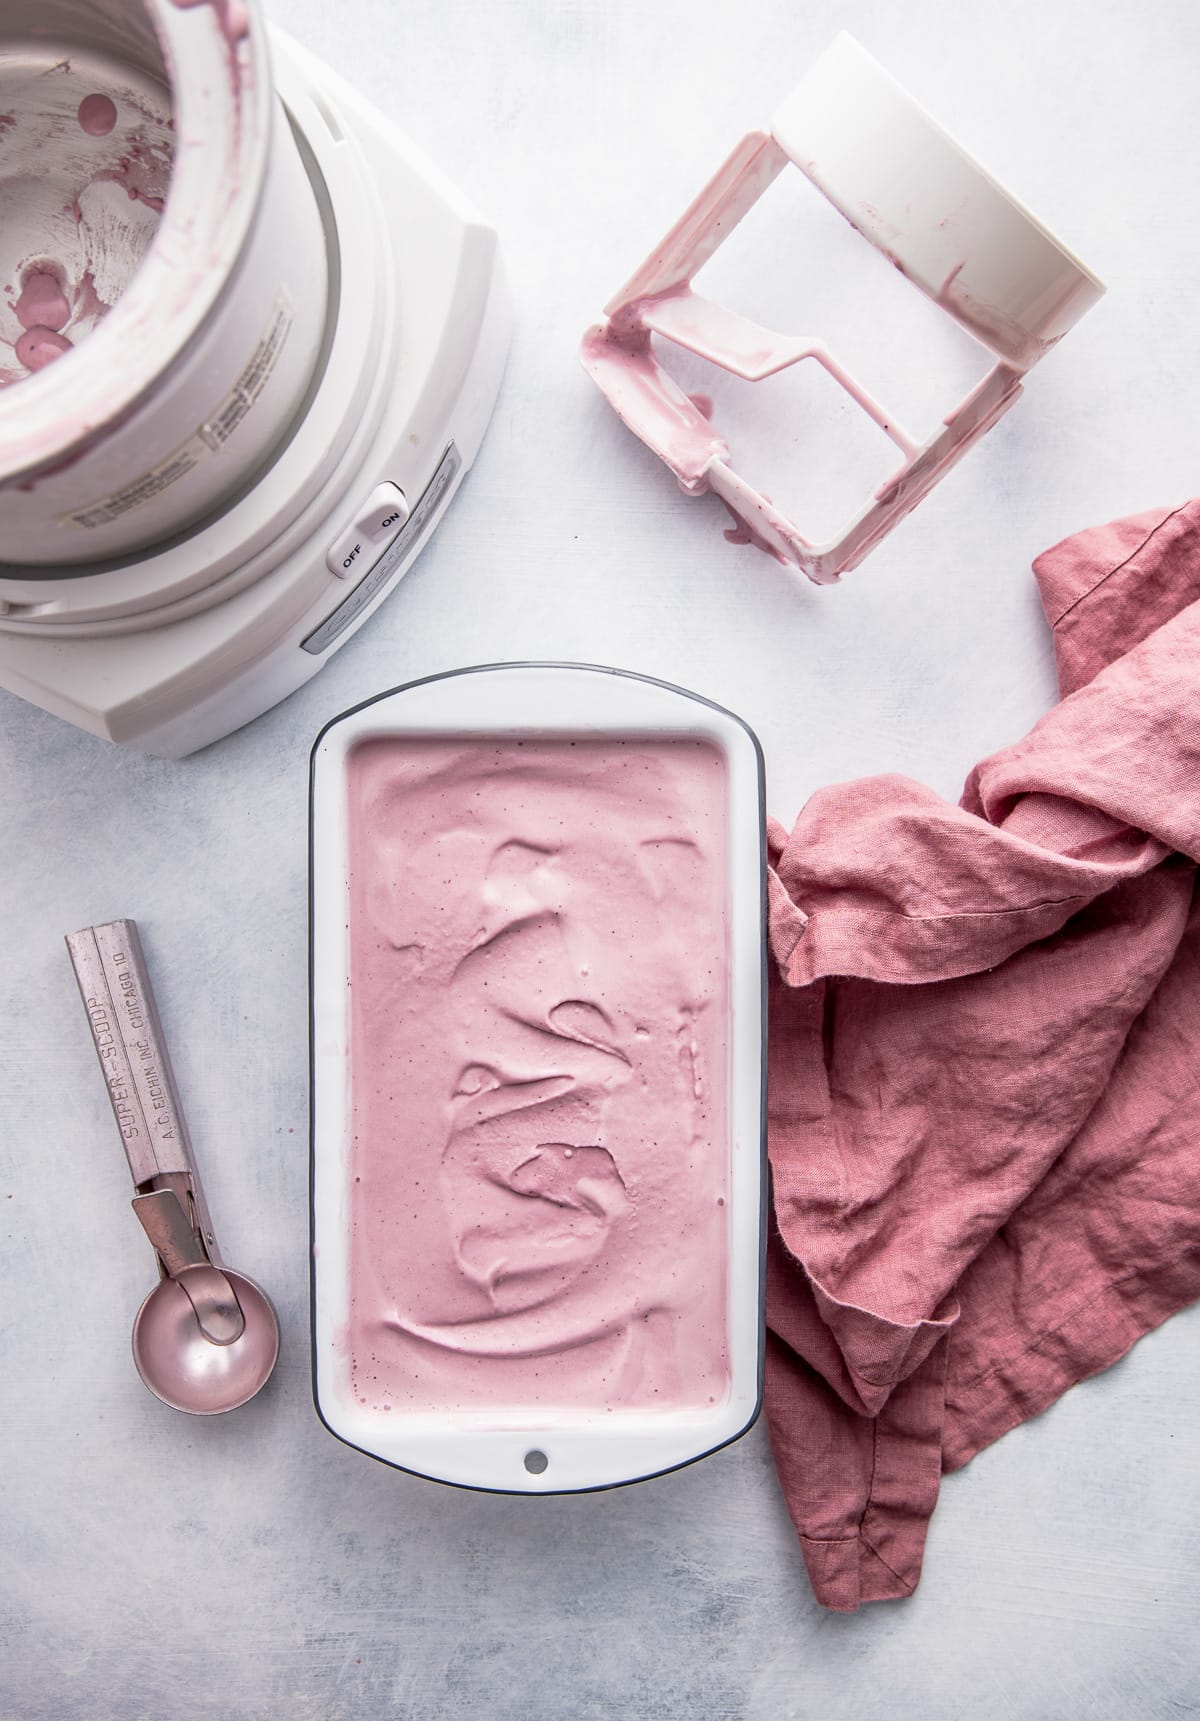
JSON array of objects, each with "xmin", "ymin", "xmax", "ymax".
[{"xmin": 3, "ymin": 2, "xmax": 1200, "ymax": 1717}]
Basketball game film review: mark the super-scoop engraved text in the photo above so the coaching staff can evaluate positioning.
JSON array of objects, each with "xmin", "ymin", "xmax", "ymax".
[{"xmin": 343, "ymin": 736, "xmax": 732, "ymax": 1417}]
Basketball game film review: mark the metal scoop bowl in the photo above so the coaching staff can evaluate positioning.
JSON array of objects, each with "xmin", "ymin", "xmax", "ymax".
[
  {"xmin": 133, "ymin": 1265, "xmax": 279, "ymax": 1415},
  {"xmin": 67, "ymin": 919, "xmax": 280, "ymax": 1416}
]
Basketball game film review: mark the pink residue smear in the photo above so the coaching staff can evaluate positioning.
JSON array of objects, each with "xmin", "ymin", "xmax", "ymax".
[
  {"xmin": 170, "ymin": 0, "xmax": 251, "ymax": 43},
  {"xmin": 0, "ymin": 67, "xmax": 172, "ymax": 389}
]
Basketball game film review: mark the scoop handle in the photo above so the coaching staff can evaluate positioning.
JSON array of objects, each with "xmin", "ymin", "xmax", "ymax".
[{"xmin": 66, "ymin": 919, "xmax": 196, "ymax": 1187}]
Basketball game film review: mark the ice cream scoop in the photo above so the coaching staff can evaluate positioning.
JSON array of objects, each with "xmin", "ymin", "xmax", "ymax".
[{"xmin": 66, "ymin": 918, "xmax": 279, "ymax": 1414}]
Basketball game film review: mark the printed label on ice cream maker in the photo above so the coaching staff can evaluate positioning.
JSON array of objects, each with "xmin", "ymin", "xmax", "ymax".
[{"xmin": 59, "ymin": 294, "xmax": 294, "ymax": 530}]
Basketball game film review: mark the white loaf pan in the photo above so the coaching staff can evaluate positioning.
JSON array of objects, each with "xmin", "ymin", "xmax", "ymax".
[{"xmin": 309, "ymin": 663, "xmax": 766, "ymax": 1492}]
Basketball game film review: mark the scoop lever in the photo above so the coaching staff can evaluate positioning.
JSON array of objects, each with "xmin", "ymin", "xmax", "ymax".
[{"xmin": 132, "ymin": 1189, "xmax": 245, "ymax": 1344}]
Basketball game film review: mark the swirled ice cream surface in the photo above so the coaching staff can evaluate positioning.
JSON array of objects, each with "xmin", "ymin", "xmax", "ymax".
[{"xmin": 344, "ymin": 736, "xmax": 731, "ymax": 1415}]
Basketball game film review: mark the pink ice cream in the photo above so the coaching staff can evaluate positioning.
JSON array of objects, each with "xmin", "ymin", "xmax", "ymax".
[
  {"xmin": 14, "ymin": 324, "xmax": 73, "ymax": 372},
  {"xmin": 344, "ymin": 736, "xmax": 732, "ymax": 1417},
  {"xmin": 77, "ymin": 94, "xmax": 118, "ymax": 138},
  {"xmin": 14, "ymin": 269, "xmax": 70, "ymax": 333},
  {"xmin": 11, "ymin": 269, "xmax": 74, "ymax": 372}
]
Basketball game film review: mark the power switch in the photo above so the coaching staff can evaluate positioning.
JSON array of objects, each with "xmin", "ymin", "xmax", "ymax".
[{"xmin": 326, "ymin": 482, "xmax": 410, "ymax": 579}]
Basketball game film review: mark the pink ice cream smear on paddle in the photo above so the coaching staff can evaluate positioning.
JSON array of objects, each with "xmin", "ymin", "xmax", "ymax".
[{"xmin": 344, "ymin": 736, "xmax": 731, "ymax": 1416}]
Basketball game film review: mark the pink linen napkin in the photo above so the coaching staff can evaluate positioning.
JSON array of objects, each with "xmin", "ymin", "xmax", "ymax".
[{"xmin": 764, "ymin": 500, "xmax": 1200, "ymax": 1611}]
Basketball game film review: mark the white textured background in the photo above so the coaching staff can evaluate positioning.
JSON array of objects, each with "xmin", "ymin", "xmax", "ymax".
[{"xmin": 3, "ymin": 2, "xmax": 1200, "ymax": 1717}]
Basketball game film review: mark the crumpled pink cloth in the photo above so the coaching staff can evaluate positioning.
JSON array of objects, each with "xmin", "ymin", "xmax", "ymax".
[{"xmin": 764, "ymin": 500, "xmax": 1200, "ymax": 1612}]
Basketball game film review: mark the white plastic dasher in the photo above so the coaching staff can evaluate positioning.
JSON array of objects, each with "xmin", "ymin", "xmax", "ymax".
[{"xmin": 582, "ymin": 34, "xmax": 1105, "ymax": 584}]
